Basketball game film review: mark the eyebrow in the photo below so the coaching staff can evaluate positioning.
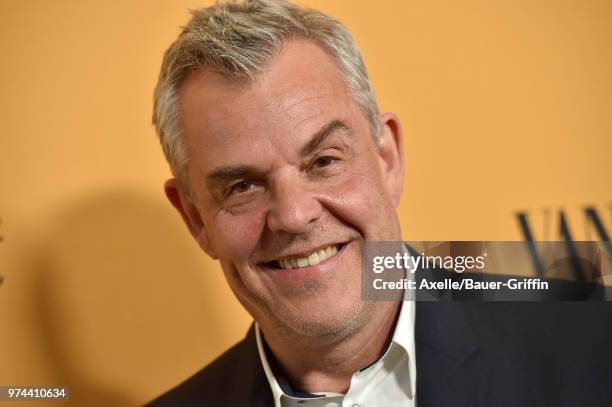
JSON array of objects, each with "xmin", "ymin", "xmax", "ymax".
[
  {"xmin": 300, "ymin": 119, "xmax": 351, "ymax": 156},
  {"xmin": 206, "ymin": 119, "xmax": 351, "ymax": 187},
  {"xmin": 207, "ymin": 165, "xmax": 258, "ymax": 188}
]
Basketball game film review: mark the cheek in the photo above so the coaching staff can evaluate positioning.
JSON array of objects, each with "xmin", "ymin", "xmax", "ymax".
[
  {"xmin": 323, "ymin": 169, "xmax": 396, "ymax": 239},
  {"xmin": 210, "ymin": 210, "xmax": 267, "ymax": 261}
]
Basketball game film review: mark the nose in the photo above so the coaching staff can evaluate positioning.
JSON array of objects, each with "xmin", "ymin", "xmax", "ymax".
[{"xmin": 266, "ymin": 173, "xmax": 323, "ymax": 234}]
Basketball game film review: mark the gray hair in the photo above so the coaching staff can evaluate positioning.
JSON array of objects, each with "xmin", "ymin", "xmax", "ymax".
[{"xmin": 153, "ymin": 0, "xmax": 380, "ymax": 195}]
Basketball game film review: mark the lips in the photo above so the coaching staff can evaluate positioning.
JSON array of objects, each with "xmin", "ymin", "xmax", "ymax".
[
  {"xmin": 276, "ymin": 245, "xmax": 339, "ymax": 269},
  {"xmin": 257, "ymin": 241, "xmax": 354, "ymax": 285},
  {"xmin": 261, "ymin": 243, "xmax": 346, "ymax": 271}
]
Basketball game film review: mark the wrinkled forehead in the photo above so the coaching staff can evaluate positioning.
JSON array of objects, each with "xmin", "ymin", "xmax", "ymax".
[{"xmin": 177, "ymin": 39, "xmax": 364, "ymax": 168}]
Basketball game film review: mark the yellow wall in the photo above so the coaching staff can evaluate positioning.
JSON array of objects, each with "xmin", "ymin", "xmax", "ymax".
[{"xmin": 0, "ymin": 1, "xmax": 610, "ymax": 405}]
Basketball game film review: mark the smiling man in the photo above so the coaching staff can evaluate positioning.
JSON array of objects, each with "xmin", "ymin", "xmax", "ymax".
[
  {"xmin": 175, "ymin": 39, "xmax": 404, "ymax": 347},
  {"xmin": 149, "ymin": 1, "xmax": 408, "ymax": 405},
  {"xmin": 147, "ymin": 1, "xmax": 612, "ymax": 407}
]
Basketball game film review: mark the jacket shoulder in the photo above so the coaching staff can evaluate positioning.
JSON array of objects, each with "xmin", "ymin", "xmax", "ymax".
[{"xmin": 146, "ymin": 327, "xmax": 272, "ymax": 407}]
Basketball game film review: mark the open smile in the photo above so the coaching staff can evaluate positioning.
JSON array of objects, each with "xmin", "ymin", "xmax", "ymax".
[{"xmin": 264, "ymin": 243, "xmax": 348, "ymax": 270}]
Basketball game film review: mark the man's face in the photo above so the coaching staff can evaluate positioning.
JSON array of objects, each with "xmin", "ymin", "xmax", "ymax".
[{"xmin": 172, "ymin": 40, "xmax": 404, "ymax": 337}]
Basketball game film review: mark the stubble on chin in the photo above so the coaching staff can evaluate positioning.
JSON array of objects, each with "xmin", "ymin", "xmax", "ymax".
[{"xmin": 268, "ymin": 297, "xmax": 377, "ymax": 343}]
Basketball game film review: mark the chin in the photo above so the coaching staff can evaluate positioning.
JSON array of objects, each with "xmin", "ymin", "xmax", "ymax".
[{"xmin": 272, "ymin": 297, "xmax": 373, "ymax": 339}]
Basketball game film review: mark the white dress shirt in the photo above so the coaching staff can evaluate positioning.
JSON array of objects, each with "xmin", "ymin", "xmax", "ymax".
[{"xmin": 255, "ymin": 294, "xmax": 416, "ymax": 407}]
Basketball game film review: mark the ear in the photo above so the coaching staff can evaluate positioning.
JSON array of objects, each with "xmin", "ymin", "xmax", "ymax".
[
  {"xmin": 164, "ymin": 179, "xmax": 219, "ymax": 259},
  {"xmin": 376, "ymin": 112, "xmax": 405, "ymax": 207}
]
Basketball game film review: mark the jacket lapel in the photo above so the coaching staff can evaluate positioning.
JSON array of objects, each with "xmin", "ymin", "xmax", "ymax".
[
  {"xmin": 415, "ymin": 301, "xmax": 487, "ymax": 407},
  {"xmin": 237, "ymin": 325, "xmax": 275, "ymax": 407}
]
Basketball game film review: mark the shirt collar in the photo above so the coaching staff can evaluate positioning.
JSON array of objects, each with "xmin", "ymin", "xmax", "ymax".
[
  {"xmin": 393, "ymin": 288, "xmax": 417, "ymax": 396},
  {"xmin": 254, "ymin": 324, "xmax": 286, "ymax": 407},
  {"xmin": 255, "ymin": 291, "xmax": 415, "ymax": 406}
]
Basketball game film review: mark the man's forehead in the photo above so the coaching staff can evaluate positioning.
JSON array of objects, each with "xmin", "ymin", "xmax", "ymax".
[
  {"xmin": 181, "ymin": 41, "xmax": 349, "ymax": 104},
  {"xmin": 177, "ymin": 39, "xmax": 356, "ymax": 153}
]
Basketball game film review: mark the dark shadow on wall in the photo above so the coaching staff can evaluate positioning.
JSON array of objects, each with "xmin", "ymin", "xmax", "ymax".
[{"xmin": 20, "ymin": 188, "xmax": 246, "ymax": 406}]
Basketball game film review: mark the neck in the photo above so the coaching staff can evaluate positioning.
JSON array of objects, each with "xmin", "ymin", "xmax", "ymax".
[{"xmin": 259, "ymin": 301, "xmax": 401, "ymax": 394}]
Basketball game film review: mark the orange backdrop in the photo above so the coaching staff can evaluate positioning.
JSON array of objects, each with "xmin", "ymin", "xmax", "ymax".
[{"xmin": 1, "ymin": 1, "xmax": 611, "ymax": 405}]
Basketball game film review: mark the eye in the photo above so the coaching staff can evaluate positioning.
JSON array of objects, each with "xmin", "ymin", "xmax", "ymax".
[
  {"xmin": 313, "ymin": 156, "xmax": 337, "ymax": 168},
  {"xmin": 229, "ymin": 180, "xmax": 256, "ymax": 195}
]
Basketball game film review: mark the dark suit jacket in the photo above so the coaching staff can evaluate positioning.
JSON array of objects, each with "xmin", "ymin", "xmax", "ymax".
[{"xmin": 146, "ymin": 299, "xmax": 612, "ymax": 407}]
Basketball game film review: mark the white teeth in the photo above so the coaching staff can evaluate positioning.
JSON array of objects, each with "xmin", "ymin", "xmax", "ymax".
[
  {"xmin": 277, "ymin": 245, "xmax": 339, "ymax": 270},
  {"xmin": 308, "ymin": 252, "xmax": 320, "ymax": 266}
]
